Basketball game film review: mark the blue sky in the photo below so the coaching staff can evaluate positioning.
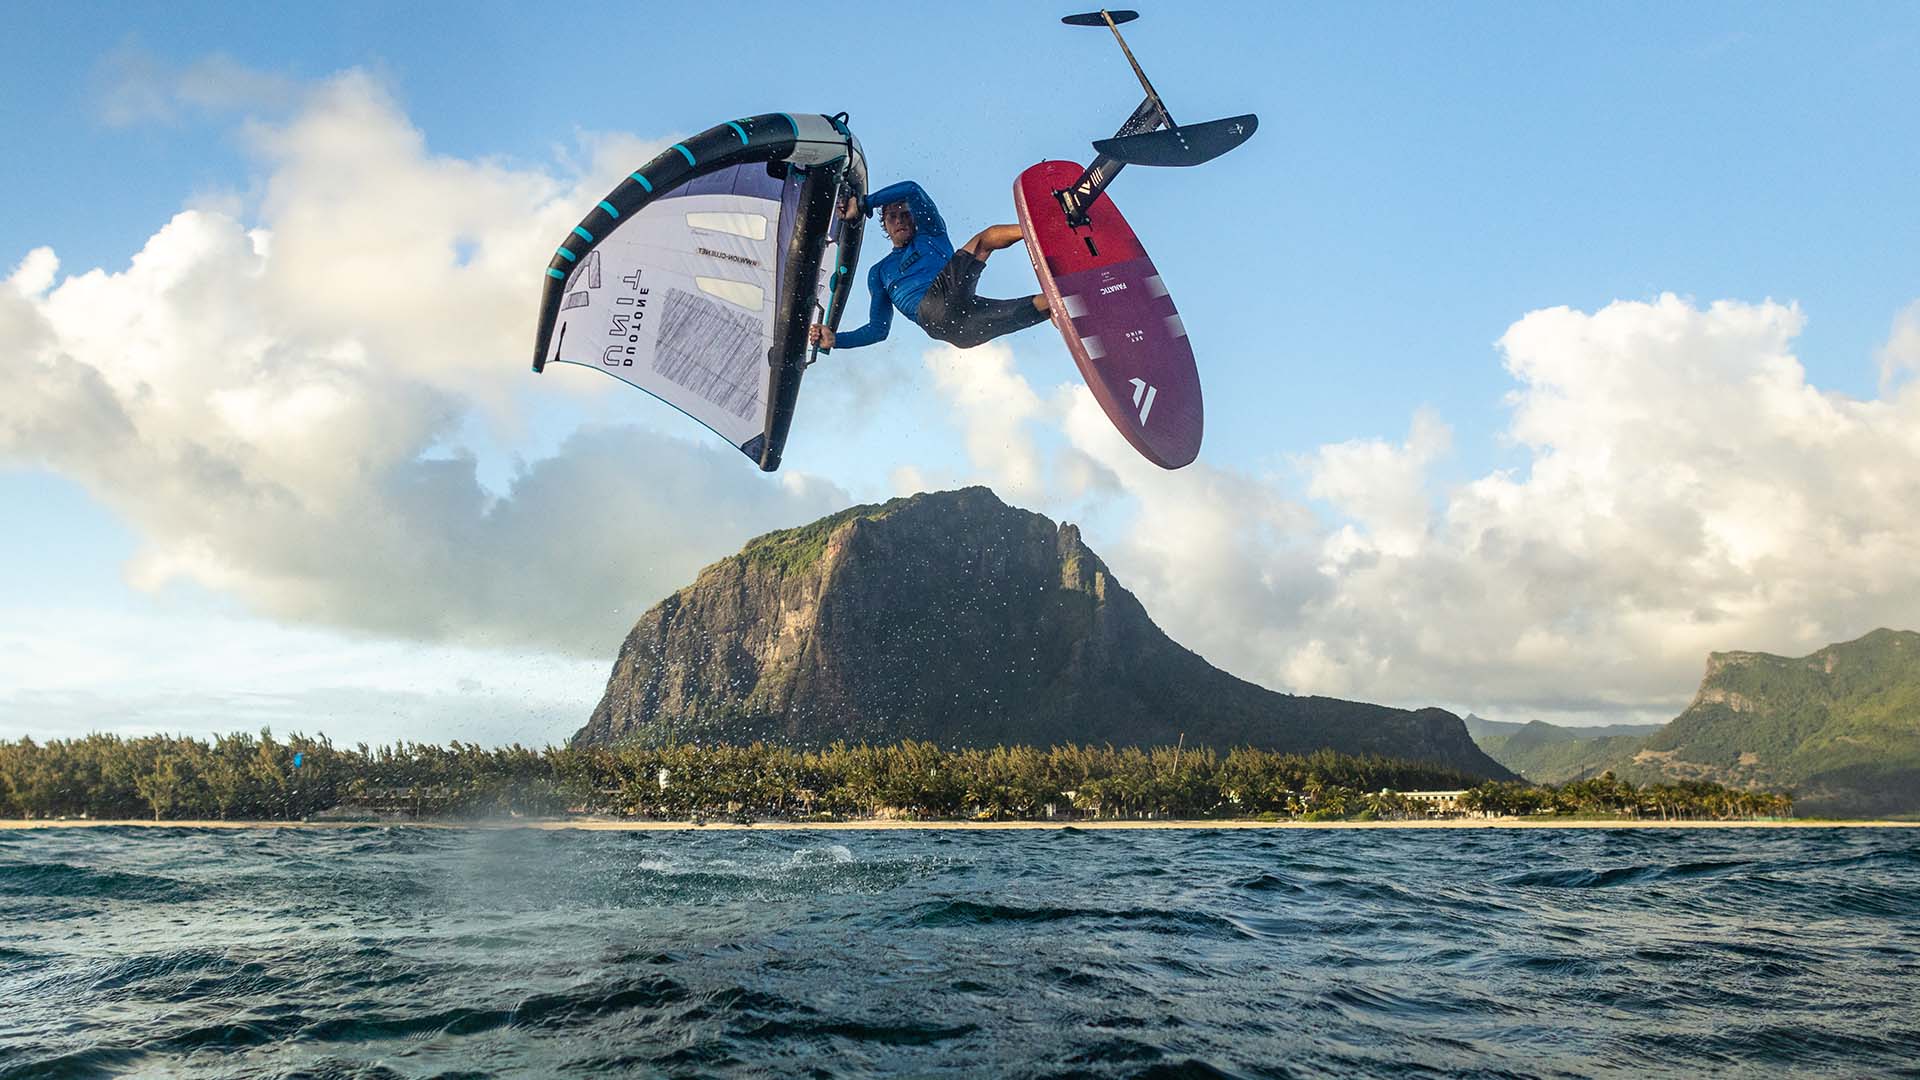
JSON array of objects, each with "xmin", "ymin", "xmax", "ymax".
[{"xmin": 5, "ymin": 2, "xmax": 1920, "ymax": 747}]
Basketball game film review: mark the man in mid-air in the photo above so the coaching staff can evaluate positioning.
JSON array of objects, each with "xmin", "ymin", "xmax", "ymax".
[{"xmin": 809, "ymin": 181, "xmax": 1050, "ymax": 353}]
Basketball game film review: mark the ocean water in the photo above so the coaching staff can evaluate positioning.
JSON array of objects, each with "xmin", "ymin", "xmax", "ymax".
[{"xmin": 1, "ymin": 826, "xmax": 1916, "ymax": 1079}]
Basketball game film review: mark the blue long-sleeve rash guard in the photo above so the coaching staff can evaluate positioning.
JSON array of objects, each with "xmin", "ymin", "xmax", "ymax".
[{"xmin": 830, "ymin": 181, "xmax": 952, "ymax": 350}]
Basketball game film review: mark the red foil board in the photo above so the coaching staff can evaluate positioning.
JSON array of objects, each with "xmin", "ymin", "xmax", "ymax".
[{"xmin": 1015, "ymin": 159, "xmax": 1202, "ymax": 469}]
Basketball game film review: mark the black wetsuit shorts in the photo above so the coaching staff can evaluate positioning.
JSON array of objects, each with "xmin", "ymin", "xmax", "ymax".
[{"xmin": 914, "ymin": 251, "xmax": 1050, "ymax": 350}]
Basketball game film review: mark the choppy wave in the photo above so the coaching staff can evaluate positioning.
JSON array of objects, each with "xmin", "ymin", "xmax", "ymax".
[{"xmin": 1, "ymin": 826, "xmax": 1916, "ymax": 1078}]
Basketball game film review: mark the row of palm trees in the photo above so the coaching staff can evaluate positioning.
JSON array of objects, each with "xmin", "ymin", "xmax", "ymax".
[
  {"xmin": 0, "ymin": 731, "xmax": 1791, "ymax": 822},
  {"xmin": 0, "ymin": 732, "xmax": 562, "ymax": 822},
  {"xmin": 1461, "ymin": 775, "xmax": 1794, "ymax": 820}
]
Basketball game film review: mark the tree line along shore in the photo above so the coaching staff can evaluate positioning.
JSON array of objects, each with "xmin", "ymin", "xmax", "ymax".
[{"xmin": 0, "ymin": 731, "xmax": 1795, "ymax": 824}]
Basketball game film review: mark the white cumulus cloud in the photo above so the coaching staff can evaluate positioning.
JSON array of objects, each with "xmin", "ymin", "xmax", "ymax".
[
  {"xmin": 1878, "ymin": 300, "xmax": 1920, "ymax": 394},
  {"xmin": 925, "ymin": 293, "xmax": 1920, "ymax": 725},
  {"xmin": 923, "ymin": 341, "xmax": 1050, "ymax": 502},
  {"xmin": 3, "ymin": 71, "xmax": 848, "ymax": 659}
]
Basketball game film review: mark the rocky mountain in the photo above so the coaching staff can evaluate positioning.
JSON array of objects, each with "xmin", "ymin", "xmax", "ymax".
[
  {"xmin": 574, "ymin": 488, "xmax": 1512, "ymax": 780},
  {"xmin": 1610, "ymin": 629, "xmax": 1920, "ymax": 817}
]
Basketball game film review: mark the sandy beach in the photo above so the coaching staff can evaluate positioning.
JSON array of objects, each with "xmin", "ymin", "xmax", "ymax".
[{"xmin": 2, "ymin": 817, "xmax": 1912, "ymax": 831}]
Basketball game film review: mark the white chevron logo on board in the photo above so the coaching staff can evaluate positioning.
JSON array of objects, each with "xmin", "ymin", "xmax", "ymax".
[{"xmin": 1128, "ymin": 378, "xmax": 1158, "ymax": 425}]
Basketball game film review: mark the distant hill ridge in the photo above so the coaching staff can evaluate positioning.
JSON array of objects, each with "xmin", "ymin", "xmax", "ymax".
[
  {"xmin": 574, "ymin": 487, "xmax": 1511, "ymax": 779},
  {"xmin": 1464, "ymin": 714, "xmax": 1663, "ymax": 743},
  {"xmin": 1464, "ymin": 716, "xmax": 1663, "ymax": 786}
]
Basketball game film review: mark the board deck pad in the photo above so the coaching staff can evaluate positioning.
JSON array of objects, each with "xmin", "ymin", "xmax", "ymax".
[{"xmin": 1015, "ymin": 159, "xmax": 1202, "ymax": 469}]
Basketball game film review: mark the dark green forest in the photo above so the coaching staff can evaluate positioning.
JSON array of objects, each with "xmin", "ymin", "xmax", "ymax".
[{"xmin": 0, "ymin": 731, "xmax": 1794, "ymax": 823}]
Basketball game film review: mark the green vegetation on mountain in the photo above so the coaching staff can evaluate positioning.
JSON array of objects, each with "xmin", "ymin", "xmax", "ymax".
[
  {"xmin": 1462, "ymin": 629, "xmax": 1920, "ymax": 817},
  {"xmin": 1470, "ymin": 719, "xmax": 1661, "ymax": 786},
  {"xmin": 1611, "ymin": 628, "xmax": 1920, "ymax": 817},
  {"xmin": 739, "ymin": 499, "xmax": 890, "ymax": 575}
]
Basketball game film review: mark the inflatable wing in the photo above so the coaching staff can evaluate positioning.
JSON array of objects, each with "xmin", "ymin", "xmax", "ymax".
[{"xmin": 532, "ymin": 113, "xmax": 867, "ymax": 471}]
